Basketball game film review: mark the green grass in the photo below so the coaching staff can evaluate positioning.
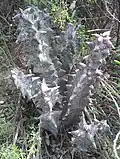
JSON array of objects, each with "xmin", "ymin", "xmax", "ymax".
[{"xmin": 0, "ymin": 144, "xmax": 26, "ymax": 159}]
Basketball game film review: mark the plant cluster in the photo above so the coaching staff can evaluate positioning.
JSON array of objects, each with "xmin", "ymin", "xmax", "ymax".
[
  {"xmin": 8, "ymin": 6, "xmax": 115, "ymax": 158},
  {"xmin": 0, "ymin": 0, "xmax": 120, "ymax": 158}
]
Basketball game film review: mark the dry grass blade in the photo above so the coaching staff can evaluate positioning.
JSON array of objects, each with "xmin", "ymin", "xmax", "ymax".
[{"xmin": 113, "ymin": 130, "xmax": 120, "ymax": 159}]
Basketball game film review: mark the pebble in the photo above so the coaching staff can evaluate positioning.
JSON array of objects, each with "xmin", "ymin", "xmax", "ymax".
[{"xmin": 0, "ymin": 101, "xmax": 4, "ymax": 105}]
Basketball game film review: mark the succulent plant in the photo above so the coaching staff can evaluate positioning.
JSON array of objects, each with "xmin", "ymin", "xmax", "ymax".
[{"xmin": 11, "ymin": 6, "xmax": 113, "ymax": 152}]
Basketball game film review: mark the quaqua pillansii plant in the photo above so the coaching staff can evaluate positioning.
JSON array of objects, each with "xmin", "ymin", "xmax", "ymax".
[{"xmin": 11, "ymin": 6, "xmax": 114, "ymax": 157}]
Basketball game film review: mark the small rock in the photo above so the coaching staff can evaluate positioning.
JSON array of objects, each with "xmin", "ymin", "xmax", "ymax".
[{"xmin": 0, "ymin": 101, "xmax": 4, "ymax": 105}]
